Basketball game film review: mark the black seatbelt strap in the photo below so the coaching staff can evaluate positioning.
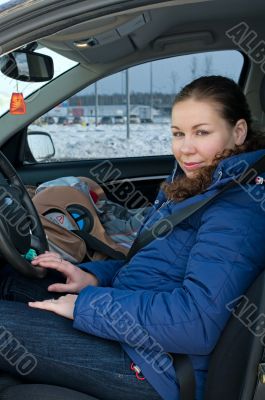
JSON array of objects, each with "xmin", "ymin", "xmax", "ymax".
[
  {"xmin": 73, "ymin": 230, "xmax": 126, "ymax": 260},
  {"xmin": 173, "ymin": 354, "xmax": 196, "ymax": 400}
]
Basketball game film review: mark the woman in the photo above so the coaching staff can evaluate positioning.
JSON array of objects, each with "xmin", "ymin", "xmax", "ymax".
[{"xmin": 0, "ymin": 75, "xmax": 265, "ymax": 400}]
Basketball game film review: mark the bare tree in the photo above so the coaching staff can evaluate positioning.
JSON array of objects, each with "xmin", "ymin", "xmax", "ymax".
[
  {"xmin": 204, "ymin": 55, "xmax": 213, "ymax": 75},
  {"xmin": 170, "ymin": 71, "xmax": 178, "ymax": 95},
  {"xmin": 191, "ymin": 56, "xmax": 198, "ymax": 80}
]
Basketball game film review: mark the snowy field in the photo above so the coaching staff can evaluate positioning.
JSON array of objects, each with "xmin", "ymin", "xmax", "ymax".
[{"xmin": 29, "ymin": 121, "xmax": 173, "ymax": 161}]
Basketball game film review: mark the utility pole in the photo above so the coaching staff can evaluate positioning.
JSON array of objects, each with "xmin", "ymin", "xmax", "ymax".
[
  {"xmin": 95, "ymin": 82, "xmax": 98, "ymax": 126},
  {"xmin": 126, "ymin": 68, "xmax": 130, "ymax": 139},
  {"xmin": 150, "ymin": 62, "xmax": 153, "ymax": 122}
]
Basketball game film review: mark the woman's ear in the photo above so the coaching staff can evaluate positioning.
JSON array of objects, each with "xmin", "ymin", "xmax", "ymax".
[{"xmin": 233, "ymin": 119, "xmax": 248, "ymax": 145}]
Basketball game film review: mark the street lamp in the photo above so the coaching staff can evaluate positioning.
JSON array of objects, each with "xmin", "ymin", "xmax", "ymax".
[
  {"xmin": 150, "ymin": 62, "xmax": 153, "ymax": 122},
  {"xmin": 126, "ymin": 68, "xmax": 130, "ymax": 139}
]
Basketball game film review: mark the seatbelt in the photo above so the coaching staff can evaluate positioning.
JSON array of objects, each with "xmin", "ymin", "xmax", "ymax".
[
  {"xmin": 126, "ymin": 154, "xmax": 265, "ymax": 400},
  {"xmin": 73, "ymin": 230, "xmax": 126, "ymax": 260},
  {"xmin": 172, "ymin": 354, "xmax": 196, "ymax": 400}
]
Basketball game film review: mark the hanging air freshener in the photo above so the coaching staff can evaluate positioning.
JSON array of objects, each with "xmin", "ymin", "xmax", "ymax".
[{"xmin": 10, "ymin": 82, "xmax": 26, "ymax": 115}]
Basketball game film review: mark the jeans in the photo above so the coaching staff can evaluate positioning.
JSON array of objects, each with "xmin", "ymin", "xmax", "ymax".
[{"xmin": 0, "ymin": 267, "xmax": 161, "ymax": 400}]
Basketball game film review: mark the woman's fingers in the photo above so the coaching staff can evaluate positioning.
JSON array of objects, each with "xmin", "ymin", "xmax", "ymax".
[
  {"xmin": 35, "ymin": 251, "xmax": 61, "ymax": 260},
  {"xmin": 47, "ymin": 283, "xmax": 76, "ymax": 293},
  {"xmin": 32, "ymin": 252, "xmax": 76, "ymax": 276},
  {"xmin": 28, "ymin": 294, "xmax": 77, "ymax": 320},
  {"xmin": 28, "ymin": 298, "xmax": 56, "ymax": 311},
  {"xmin": 32, "ymin": 252, "xmax": 62, "ymax": 263},
  {"xmin": 31, "ymin": 259, "xmax": 70, "ymax": 274}
]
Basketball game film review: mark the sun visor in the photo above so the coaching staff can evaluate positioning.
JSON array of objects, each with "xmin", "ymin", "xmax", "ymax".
[{"xmin": 41, "ymin": 13, "xmax": 151, "ymax": 64}]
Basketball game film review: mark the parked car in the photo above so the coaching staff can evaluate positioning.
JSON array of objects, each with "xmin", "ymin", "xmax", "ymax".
[
  {"xmin": 100, "ymin": 116, "xmax": 115, "ymax": 124},
  {"xmin": 72, "ymin": 116, "xmax": 84, "ymax": 125},
  {"xmin": 140, "ymin": 118, "xmax": 153, "ymax": 123},
  {"xmin": 100, "ymin": 115, "xmax": 125, "ymax": 124},
  {"xmin": 42, "ymin": 116, "xmax": 55, "ymax": 125},
  {"xmin": 0, "ymin": 1, "xmax": 265, "ymax": 399},
  {"xmin": 114, "ymin": 115, "xmax": 125, "ymax": 124},
  {"xmin": 129, "ymin": 114, "xmax": 141, "ymax": 124},
  {"xmin": 57, "ymin": 116, "xmax": 69, "ymax": 125}
]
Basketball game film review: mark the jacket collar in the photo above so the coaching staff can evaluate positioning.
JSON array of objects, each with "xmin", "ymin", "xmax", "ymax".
[
  {"xmin": 211, "ymin": 149, "xmax": 265, "ymax": 185},
  {"xmin": 173, "ymin": 149, "xmax": 265, "ymax": 190}
]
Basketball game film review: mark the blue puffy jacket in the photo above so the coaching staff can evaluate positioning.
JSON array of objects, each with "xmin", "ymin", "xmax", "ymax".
[{"xmin": 74, "ymin": 149, "xmax": 265, "ymax": 400}]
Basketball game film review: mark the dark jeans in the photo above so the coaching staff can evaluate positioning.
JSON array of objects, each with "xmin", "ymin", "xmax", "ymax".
[{"xmin": 0, "ymin": 267, "xmax": 161, "ymax": 400}]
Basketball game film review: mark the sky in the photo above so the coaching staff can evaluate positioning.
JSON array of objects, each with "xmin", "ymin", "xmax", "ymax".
[
  {"xmin": 0, "ymin": 0, "xmax": 26, "ymax": 10},
  {"xmin": 0, "ymin": 0, "xmax": 26, "ymax": 6},
  {"xmin": 0, "ymin": 49, "xmax": 244, "ymax": 116},
  {"xmin": 81, "ymin": 51, "xmax": 243, "ymax": 96}
]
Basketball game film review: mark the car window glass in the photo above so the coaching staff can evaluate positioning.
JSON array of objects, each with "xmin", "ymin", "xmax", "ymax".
[{"xmin": 27, "ymin": 50, "xmax": 244, "ymax": 162}]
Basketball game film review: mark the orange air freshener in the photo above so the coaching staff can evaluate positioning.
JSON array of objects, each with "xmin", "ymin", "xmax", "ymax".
[{"xmin": 10, "ymin": 93, "xmax": 26, "ymax": 115}]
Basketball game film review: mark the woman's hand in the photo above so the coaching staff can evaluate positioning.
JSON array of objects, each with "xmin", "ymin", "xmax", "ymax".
[
  {"xmin": 28, "ymin": 294, "xmax": 77, "ymax": 320},
  {"xmin": 31, "ymin": 251, "xmax": 99, "ymax": 293}
]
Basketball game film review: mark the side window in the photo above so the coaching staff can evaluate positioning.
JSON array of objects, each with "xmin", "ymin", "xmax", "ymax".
[{"xmin": 28, "ymin": 50, "xmax": 244, "ymax": 162}]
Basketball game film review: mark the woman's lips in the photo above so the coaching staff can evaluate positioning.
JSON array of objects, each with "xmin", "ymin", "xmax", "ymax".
[{"xmin": 183, "ymin": 162, "xmax": 203, "ymax": 170}]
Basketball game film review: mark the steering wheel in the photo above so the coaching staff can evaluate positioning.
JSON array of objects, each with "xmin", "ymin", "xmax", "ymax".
[{"xmin": 0, "ymin": 151, "xmax": 47, "ymax": 278}]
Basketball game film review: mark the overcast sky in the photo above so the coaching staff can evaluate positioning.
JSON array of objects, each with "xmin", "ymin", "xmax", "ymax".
[
  {"xmin": 0, "ymin": 0, "xmax": 23, "ymax": 8},
  {"xmin": 0, "ymin": 0, "xmax": 26, "ymax": 6},
  {"xmin": 81, "ymin": 51, "xmax": 243, "ymax": 96}
]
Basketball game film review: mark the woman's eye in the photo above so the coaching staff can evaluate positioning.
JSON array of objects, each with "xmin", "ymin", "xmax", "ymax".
[
  {"xmin": 196, "ymin": 130, "xmax": 209, "ymax": 136},
  {"xmin": 172, "ymin": 131, "xmax": 184, "ymax": 137}
]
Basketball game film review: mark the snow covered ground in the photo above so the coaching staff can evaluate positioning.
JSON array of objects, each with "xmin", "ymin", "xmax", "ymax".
[{"xmin": 29, "ymin": 121, "xmax": 173, "ymax": 161}]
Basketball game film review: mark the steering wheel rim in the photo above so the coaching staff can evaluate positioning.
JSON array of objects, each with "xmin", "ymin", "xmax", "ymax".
[{"xmin": 0, "ymin": 151, "xmax": 47, "ymax": 278}]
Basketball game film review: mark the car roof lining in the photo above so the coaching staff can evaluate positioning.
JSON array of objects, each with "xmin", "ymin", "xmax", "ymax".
[{"xmin": 39, "ymin": 0, "xmax": 265, "ymax": 65}]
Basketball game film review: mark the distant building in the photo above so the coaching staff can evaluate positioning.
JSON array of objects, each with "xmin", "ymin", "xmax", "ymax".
[{"xmin": 64, "ymin": 104, "xmax": 159, "ymax": 122}]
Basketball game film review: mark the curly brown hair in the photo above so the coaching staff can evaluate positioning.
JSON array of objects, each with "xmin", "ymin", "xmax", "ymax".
[{"xmin": 162, "ymin": 76, "xmax": 265, "ymax": 202}]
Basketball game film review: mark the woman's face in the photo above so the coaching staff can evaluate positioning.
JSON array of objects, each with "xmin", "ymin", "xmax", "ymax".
[{"xmin": 171, "ymin": 99, "xmax": 247, "ymax": 177}]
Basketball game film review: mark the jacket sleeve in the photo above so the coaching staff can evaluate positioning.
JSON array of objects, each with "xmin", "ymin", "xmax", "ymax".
[
  {"xmin": 74, "ymin": 187, "xmax": 265, "ymax": 355},
  {"xmin": 78, "ymin": 259, "xmax": 126, "ymax": 287}
]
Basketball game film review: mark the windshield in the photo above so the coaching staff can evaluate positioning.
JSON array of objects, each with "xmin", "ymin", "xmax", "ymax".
[
  {"xmin": 0, "ymin": 0, "xmax": 25, "ymax": 10},
  {"xmin": 0, "ymin": 47, "xmax": 77, "ymax": 117}
]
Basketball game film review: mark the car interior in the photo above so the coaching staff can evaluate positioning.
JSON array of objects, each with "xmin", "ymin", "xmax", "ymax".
[{"xmin": 1, "ymin": 0, "xmax": 265, "ymax": 398}]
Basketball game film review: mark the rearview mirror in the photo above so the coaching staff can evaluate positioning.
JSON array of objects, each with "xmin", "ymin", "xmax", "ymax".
[{"xmin": 0, "ymin": 50, "xmax": 54, "ymax": 82}]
